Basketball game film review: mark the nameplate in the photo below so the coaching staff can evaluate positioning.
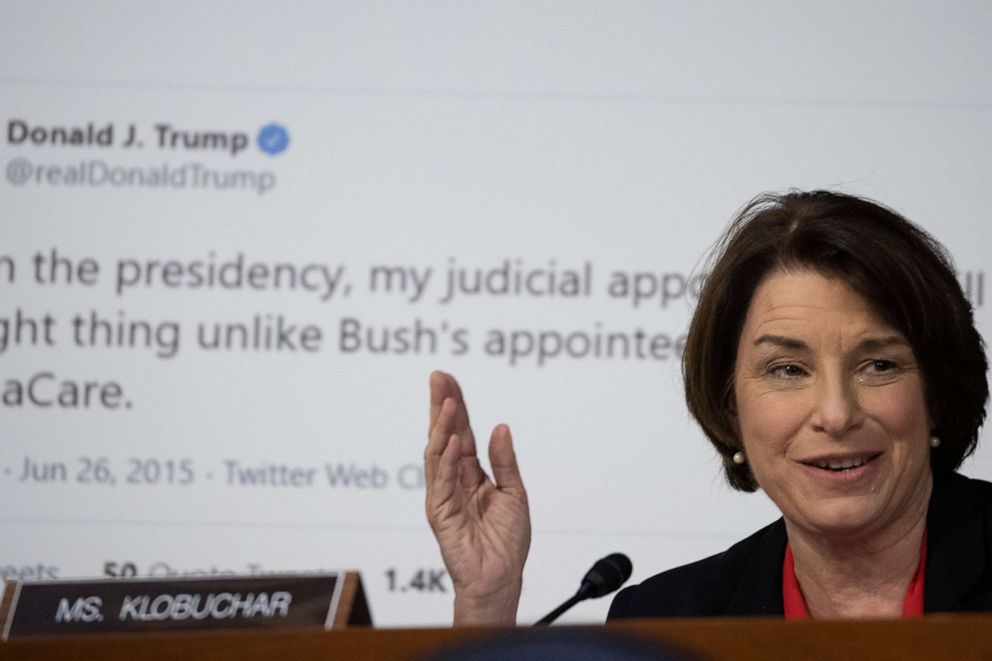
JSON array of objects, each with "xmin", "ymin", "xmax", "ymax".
[{"xmin": 0, "ymin": 572, "xmax": 371, "ymax": 639}]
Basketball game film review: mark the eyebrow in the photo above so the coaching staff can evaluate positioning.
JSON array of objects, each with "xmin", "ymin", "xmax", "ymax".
[
  {"xmin": 753, "ymin": 335, "xmax": 807, "ymax": 350},
  {"xmin": 858, "ymin": 336, "xmax": 911, "ymax": 352},
  {"xmin": 752, "ymin": 334, "xmax": 910, "ymax": 351}
]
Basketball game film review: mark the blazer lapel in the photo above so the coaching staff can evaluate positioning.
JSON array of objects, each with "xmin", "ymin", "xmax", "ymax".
[
  {"xmin": 924, "ymin": 472, "xmax": 991, "ymax": 612},
  {"xmin": 725, "ymin": 518, "xmax": 787, "ymax": 616}
]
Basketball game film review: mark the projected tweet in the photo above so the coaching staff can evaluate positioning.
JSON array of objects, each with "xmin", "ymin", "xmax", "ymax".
[
  {"xmin": 6, "ymin": 456, "xmax": 424, "ymax": 491},
  {"xmin": 5, "ymin": 158, "xmax": 277, "ymax": 195}
]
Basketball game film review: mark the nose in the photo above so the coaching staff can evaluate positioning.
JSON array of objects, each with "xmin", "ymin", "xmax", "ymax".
[{"xmin": 810, "ymin": 372, "xmax": 865, "ymax": 437}]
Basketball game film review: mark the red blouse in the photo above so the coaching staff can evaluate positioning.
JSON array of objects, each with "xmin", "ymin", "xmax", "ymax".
[{"xmin": 782, "ymin": 532, "xmax": 927, "ymax": 619}]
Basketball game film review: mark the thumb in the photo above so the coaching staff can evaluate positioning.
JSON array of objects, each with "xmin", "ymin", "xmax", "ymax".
[{"xmin": 488, "ymin": 424, "xmax": 525, "ymax": 492}]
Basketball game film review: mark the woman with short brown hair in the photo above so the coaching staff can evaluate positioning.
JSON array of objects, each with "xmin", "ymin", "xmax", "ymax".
[{"xmin": 425, "ymin": 190, "xmax": 992, "ymax": 623}]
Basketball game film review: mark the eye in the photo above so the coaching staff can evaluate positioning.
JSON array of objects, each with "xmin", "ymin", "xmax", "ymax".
[
  {"xmin": 768, "ymin": 363, "xmax": 807, "ymax": 379},
  {"xmin": 866, "ymin": 359, "xmax": 897, "ymax": 373},
  {"xmin": 857, "ymin": 358, "xmax": 903, "ymax": 385}
]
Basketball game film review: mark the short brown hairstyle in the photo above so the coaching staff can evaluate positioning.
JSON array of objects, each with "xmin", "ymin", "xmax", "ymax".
[{"xmin": 684, "ymin": 190, "xmax": 988, "ymax": 492}]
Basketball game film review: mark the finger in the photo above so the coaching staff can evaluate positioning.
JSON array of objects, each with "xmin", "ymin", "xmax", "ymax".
[
  {"xmin": 445, "ymin": 376, "xmax": 473, "ymax": 437},
  {"xmin": 489, "ymin": 424, "xmax": 526, "ymax": 493},
  {"xmin": 458, "ymin": 451, "xmax": 486, "ymax": 489},
  {"xmin": 428, "ymin": 371, "xmax": 452, "ymax": 434},
  {"xmin": 429, "ymin": 372, "xmax": 475, "ymax": 446},
  {"xmin": 427, "ymin": 434, "xmax": 461, "ymax": 516},
  {"xmin": 426, "ymin": 397, "xmax": 459, "ymax": 483}
]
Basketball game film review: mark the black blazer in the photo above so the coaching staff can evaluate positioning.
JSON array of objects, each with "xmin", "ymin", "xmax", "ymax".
[{"xmin": 608, "ymin": 472, "xmax": 992, "ymax": 618}]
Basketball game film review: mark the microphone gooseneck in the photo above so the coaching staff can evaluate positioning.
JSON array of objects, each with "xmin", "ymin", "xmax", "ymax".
[{"xmin": 534, "ymin": 553, "xmax": 632, "ymax": 625}]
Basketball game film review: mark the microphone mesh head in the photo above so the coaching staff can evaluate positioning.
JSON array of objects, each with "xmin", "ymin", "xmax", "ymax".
[
  {"xmin": 602, "ymin": 553, "xmax": 633, "ymax": 585},
  {"xmin": 582, "ymin": 553, "xmax": 633, "ymax": 598}
]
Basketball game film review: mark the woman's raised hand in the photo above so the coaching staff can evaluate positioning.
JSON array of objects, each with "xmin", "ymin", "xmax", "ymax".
[{"xmin": 424, "ymin": 371, "xmax": 531, "ymax": 625}]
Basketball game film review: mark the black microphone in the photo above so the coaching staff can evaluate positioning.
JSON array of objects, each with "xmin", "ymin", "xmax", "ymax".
[{"xmin": 534, "ymin": 553, "xmax": 632, "ymax": 625}]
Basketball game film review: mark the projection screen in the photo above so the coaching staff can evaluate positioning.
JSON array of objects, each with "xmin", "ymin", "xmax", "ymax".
[{"xmin": 1, "ymin": 1, "xmax": 990, "ymax": 625}]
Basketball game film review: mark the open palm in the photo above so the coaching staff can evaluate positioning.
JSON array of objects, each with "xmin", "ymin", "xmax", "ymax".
[{"xmin": 424, "ymin": 371, "xmax": 531, "ymax": 625}]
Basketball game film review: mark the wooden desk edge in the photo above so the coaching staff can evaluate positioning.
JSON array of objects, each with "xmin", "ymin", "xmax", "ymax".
[{"xmin": 1, "ymin": 613, "xmax": 991, "ymax": 660}]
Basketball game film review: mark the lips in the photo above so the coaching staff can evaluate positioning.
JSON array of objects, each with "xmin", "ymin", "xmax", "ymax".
[{"xmin": 800, "ymin": 453, "xmax": 882, "ymax": 472}]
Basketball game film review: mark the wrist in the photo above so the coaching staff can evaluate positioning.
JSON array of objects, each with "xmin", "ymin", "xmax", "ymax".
[{"xmin": 452, "ymin": 581, "xmax": 522, "ymax": 626}]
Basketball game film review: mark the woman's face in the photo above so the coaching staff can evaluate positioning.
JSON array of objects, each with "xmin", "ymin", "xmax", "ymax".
[{"xmin": 733, "ymin": 269, "xmax": 933, "ymax": 540}]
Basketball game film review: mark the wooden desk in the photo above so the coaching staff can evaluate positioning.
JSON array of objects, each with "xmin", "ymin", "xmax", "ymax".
[{"xmin": 1, "ymin": 614, "xmax": 990, "ymax": 660}]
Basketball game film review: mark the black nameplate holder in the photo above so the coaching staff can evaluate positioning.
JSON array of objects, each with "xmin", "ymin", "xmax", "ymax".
[{"xmin": 0, "ymin": 572, "xmax": 371, "ymax": 639}]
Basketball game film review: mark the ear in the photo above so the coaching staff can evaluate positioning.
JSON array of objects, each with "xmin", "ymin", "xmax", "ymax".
[
  {"xmin": 924, "ymin": 386, "xmax": 939, "ymax": 431},
  {"xmin": 725, "ymin": 387, "xmax": 740, "ymax": 435},
  {"xmin": 926, "ymin": 408, "xmax": 938, "ymax": 436}
]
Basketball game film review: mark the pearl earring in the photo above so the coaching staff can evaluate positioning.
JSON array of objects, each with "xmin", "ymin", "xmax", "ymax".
[
  {"xmin": 732, "ymin": 451, "xmax": 746, "ymax": 465},
  {"xmin": 929, "ymin": 436, "xmax": 941, "ymax": 449}
]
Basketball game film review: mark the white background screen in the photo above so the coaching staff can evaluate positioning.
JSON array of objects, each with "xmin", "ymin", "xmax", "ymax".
[{"xmin": 2, "ymin": 1, "xmax": 990, "ymax": 625}]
